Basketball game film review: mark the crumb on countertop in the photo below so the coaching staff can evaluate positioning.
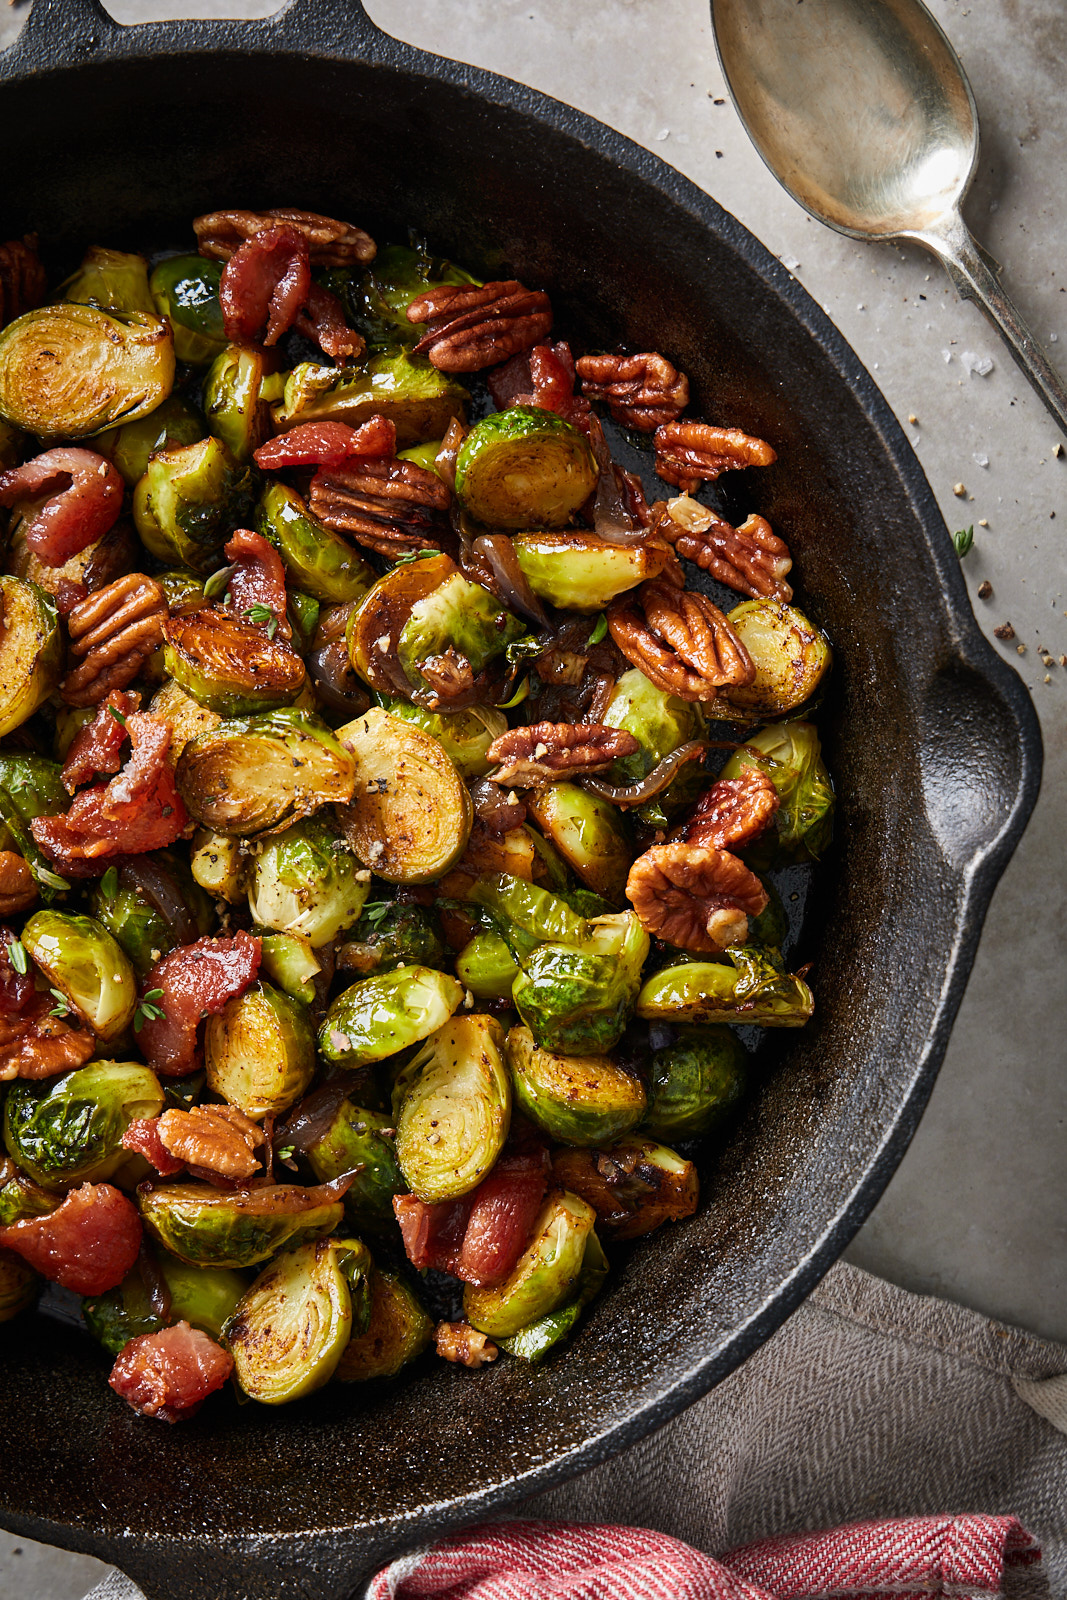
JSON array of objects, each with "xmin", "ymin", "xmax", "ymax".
[{"xmin": 993, "ymin": 622, "xmax": 1015, "ymax": 640}]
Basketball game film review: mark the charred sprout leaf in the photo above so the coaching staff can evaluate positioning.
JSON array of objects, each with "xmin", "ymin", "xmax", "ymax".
[
  {"xmin": 464, "ymin": 1189, "xmax": 596, "ymax": 1339},
  {"xmin": 526, "ymin": 784, "xmax": 633, "ymax": 904},
  {"xmin": 133, "ymin": 435, "xmax": 251, "ymax": 573},
  {"xmin": 635, "ymin": 950, "xmax": 814, "ymax": 1027},
  {"xmin": 719, "ymin": 721, "xmax": 834, "ymax": 866},
  {"xmin": 59, "ymin": 247, "xmax": 156, "ymax": 317},
  {"xmin": 304, "ymin": 1101, "xmax": 405, "ymax": 1233},
  {"xmin": 644, "ymin": 1025, "xmax": 748, "ymax": 1139},
  {"xmin": 22, "ymin": 910, "xmax": 138, "ymax": 1042},
  {"xmin": 318, "ymin": 964, "xmax": 464, "ymax": 1070},
  {"xmin": 273, "ymin": 353, "xmax": 468, "ymax": 447},
  {"xmin": 257, "ymin": 482, "xmax": 376, "ymax": 605},
  {"xmin": 0, "ymin": 1162, "xmax": 56, "ymax": 1226},
  {"xmin": 335, "ymin": 1266, "xmax": 433, "ymax": 1381},
  {"xmin": 4, "ymin": 1060, "xmax": 164, "ymax": 1190},
  {"xmin": 455, "ymin": 408, "xmax": 598, "ymax": 530},
  {"xmin": 139, "ymin": 1181, "xmax": 347, "ymax": 1269},
  {"xmin": 163, "ymin": 607, "xmax": 305, "ymax": 717},
  {"xmin": 506, "ymin": 1025, "xmax": 646, "ymax": 1146},
  {"xmin": 392, "ymin": 1014, "xmax": 511, "ymax": 1202},
  {"xmin": 499, "ymin": 1230, "xmax": 607, "ymax": 1362},
  {"xmin": 0, "ymin": 578, "xmax": 63, "ymax": 739},
  {"xmin": 150, "ymin": 254, "xmax": 227, "ymax": 365},
  {"xmin": 953, "ymin": 525, "xmax": 974, "ymax": 559},
  {"xmin": 176, "ymin": 709, "xmax": 356, "ymax": 836},
  {"xmin": 719, "ymin": 599, "xmax": 831, "ymax": 717},
  {"xmin": 205, "ymin": 980, "xmax": 316, "ymax": 1119},
  {"xmin": 247, "ymin": 817, "xmax": 369, "ymax": 948},
  {"xmin": 513, "ymin": 531, "xmax": 671, "ymax": 612},
  {"xmin": 0, "ymin": 304, "xmax": 175, "ymax": 437}
]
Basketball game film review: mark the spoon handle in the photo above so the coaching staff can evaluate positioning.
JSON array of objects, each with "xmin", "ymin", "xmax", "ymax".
[{"xmin": 916, "ymin": 212, "xmax": 1067, "ymax": 436}]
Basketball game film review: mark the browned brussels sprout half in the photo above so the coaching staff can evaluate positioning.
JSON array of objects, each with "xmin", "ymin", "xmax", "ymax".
[
  {"xmin": 499, "ymin": 1229, "xmax": 608, "ymax": 1362},
  {"xmin": 304, "ymin": 1101, "xmax": 405, "ymax": 1232},
  {"xmin": 336, "ymin": 240, "xmax": 479, "ymax": 351},
  {"xmin": 720, "ymin": 600, "xmax": 831, "ymax": 716},
  {"xmin": 83, "ymin": 1258, "xmax": 247, "ymax": 1355},
  {"xmin": 176, "ymin": 709, "xmax": 356, "ymax": 836},
  {"xmin": 273, "ymin": 353, "xmax": 468, "ymax": 448},
  {"xmin": 512, "ymin": 530, "xmax": 671, "ymax": 612},
  {"xmin": 203, "ymin": 345, "xmax": 274, "ymax": 464},
  {"xmin": 163, "ymin": 607, "xmax": 306, "ymax": 717},
  {"xmin": 205, "ymin": 981, "xmax": 316, "ymax": 1119},
  {"xmin": 337, "ymin": 898, "xmax": 447, "ymax": 978},
  {"xmin": 636, "ymin": 946, "xmax": 814, "ymax": 1027},
  {"xmin": 59, "ymin": 247, "xmax": 157, "ymax": 316},
  {"xmin": 139, "ymin": 1179, "xmax": 348, "ymax": 1269},
  {"xmin": 0, "ymin": 304, "xmax": 174, "ymax": 437},
  {"xmin": 247, "ymin": 816, "xmax": 370, "ymax": 948},
  {"xmin": 526, "ymin": 783, "xmax": 633, "ymax": 904},
  {"xmin": 150, "ymin": 254, "xmax": 227, "ymax": 365},
  {"xmin": 551, "ymin": 1139, "xmax": 699, "ymax": 1240},
  {"xmin": 644, "ymin": 1026, "xmax": 747, "ymax": 1139},
  {"xmin": 511, "ymin": 911, "xmax": 650, "ymax": 1057},
  {"xmin": 335, "ymin": 1266, "xmax": 433, "ymax": 1381},
  {"xmin": 318, "ymin": 965, "xmax": 464, "ymax": 1070},
  {"xmin": 4, "ymin": 1061, "xmax": 164, "ymax": 1190},
  {"xmin": 506, "ymin": 1026, "xmax": 645, "ymax": 1146},
  {"xmin": 464, "ymin": 1189, "xmax": 596, "ymax": 1338},
  {"xmin": 719, "ymin": 721, "xmax": 834, "ymax": 865},
  {"xmin": 374, "ymin": 696, "xmax": 506, "ymax": 780},
  {"xmin": 397, "ymin": 571, "xmax": 525, "ymax": 708},
  {"xmin": 0, "ymin": 577, "xmax": 62, "ymax": 738},
  {"xmin": 454, "ymin": 408, "xmax": 598, "ymax": 530},
  {"xmin": 257, "ymin": 482, "xmax": 376, "ymax": 605},
  {"xmin": 347, "ymin": 550, "xmax": 456, "ymax": 700},
  {"xmin": 104, "ymin": 396, "xmax": 206, "ymax": 487},
  {"xmin": 133, "ymin": 435, "xmax": 250, "ymax": 573},
  {"xmin": 0, "ymin": 750, "xmax": 70, "ymax": 899},
  {"xmin": 393, "ymin": 1014, "xmax": 511, "ymax": 1202},
  {"xmin": 87, "ymin": 852, "xmax": 215, "ymax": 977},
  {"xmin": 22, "ymin": 910, "xmax": 138, "ymax": 1042}
]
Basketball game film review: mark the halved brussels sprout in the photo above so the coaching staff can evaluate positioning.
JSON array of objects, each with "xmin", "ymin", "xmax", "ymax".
[
  {"xmin": 0, "ymin": 750, "xmax": 69, "ymax": 897},
  {"xmin": 0, "ymin": 1157, "xmax": 56, "ymax": 1226},
  {"xmin": 4, "ymin": 1061, "xmax": 164, "ymax": 1190},
  {"xmin": 644, "ymin": 1026, "xmax": 747, "ymax": 1139},
  {"xmin": 176, "ymin": 709, "xmax": 356, "ymax": 836},
  {"xmin": 246, "ymin": 817, "xmax": 369, "ymax": 949},
  {"xmin": 88, "ymin": 852, "xmax": 215, "ymax": 976},
  {"xmin": 526, "ymin": 784, "xmax": 633, "ymax": 904},
  {"xmin": 512, "ymin": 531, "xmax": 671, "ymax": 612},
  {"xmin": 318, "ymin": 964, "xmax": 464, "ymax": 1070},
  {"xmin": 205, "ymin": 980, "xmax": 316, "ymax": 1119},
  {"xmin": 397, "ymin": 571, "xmax": 525, "ymax": 705},
  {"xmin": 149, "ymin": 676, "xmax": 223, "ymax": 764},
  {"xmin": 22, "ymin": 909, "xmax": 137, "ymax": 1042},
  {"xmin": 259, "ymin": 931, "xmax": 321, "ymax": 1006},
  {"xmin": 551, "ymin": 1139, "xmax": 699, "ymax": 1240},
  {"xmin": 635, "ymin": 947, "xmax": 814, "ymax": 1027},
  {"xmin": 337, "ymin": 899, "xmax": 446, "ymax": 978},
  {"xmin": 163, "ymin": 607, "xmax": 306, "ymax": 717},
  {"xmin": 83, "ymin": 1257, "xmax": 247, "ymax": 1355},
  {"xmin": 156, "ymin": 569, "xmax": 207, "ymax": 614},
  {"xmin": 511, "ymin": 911, "xmax": 650, "ymax": 1057},
  {"xmin": 257, "ymin": 482, "xmax": 376, "ymax": 605},
  {"xmin": 150, "ymin": 254, "xmax": 227, "ymax": 365},
  {"xmin": 227, "ymin": 1236, "xmax": 371, "ymax": 1404},
  {"xmin": 304, "ymin": 1100, "xmax": 405, "ymax": 1231},
  {"xmin": 335, "ymin": 1266, "xmax": 433, "ymax": 1380},
  {"xmin": 334, "ymin": 707, "xmax": 472, "ymax": 883},
  {"xmin": 272, "ymin": 353, "xmax": 467, "ymax": 447},
  {"xmin": 499, "ymin": 1229, "xmax": 608, "ymax": 1362},
  {"xmin": 139, "ymin": 1179, "xmax": 347, "ymax": 1269},
  {"xmin": 602, "ymin": 667, "xmax": 702, "ymax": 786},
  {"xmin": 720, "ymin": 600, "xmax": 831, "ymax": 716},
  {"xmin": 347, "ymin": 550, "xmax": 455, "ymax": 699},
  {"xmin": 454, "ymin": 408, "xmax": 598, "ymax": 530},
  {"xmin": 720, "ymin": 721, "xmax": 834, "ymax": 865},
  {"xmin": 0, "ymin": 1255, "xmax": 38, "ymax": 1321},
  {"xmin": 59, "ymin": 247, "xmax": 156, "ymax": 316},
  {"xmin": 375, "ymin": 696, "xmax": 506, "ymax": 780},
  {"xmin": 0, "ymin": 304, "xmax": 174, "ymax": 437},
  {"xmin": 0, "ymin": 577, "xmax": 62, "ymax": 738},
  {"xmin": 464, "ymin": 1189, "xmax": 596, "ymax": 1338},
  {"xmin": 133, "ymin": 434, "xmax": 250, "ymax": 572},
  {"xmin": 505, "ymin": 1025, "xmax": 646, "ymax": 1145},
  {"xmin": 336, "ymin": 240, "xmax": 478, "ymax": 351},
  {"xmin": 190, "ymin": 827, "xmax": 244, "ymax": 902},
  {"xmin": 203, "ymin": 344, "xmax": 274, "ymax": 464},
  {"xmin": 455, "ymin": 931, "xmax": 519, "ymax": 1001},
  {"xmin": 393, "ymin": 1014, "xmax": 511, "ymax": 1202},
  {"xmin": 104, "ymin": 395, "xmax": 206, "ymax": 487},
  {"xmin": 463, "ymin": 872, "xmax": 590, "ymax": 949}
]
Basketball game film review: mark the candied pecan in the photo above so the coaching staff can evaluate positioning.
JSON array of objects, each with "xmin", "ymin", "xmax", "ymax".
[
  {"xmin": 486, "ymin": 721, "xmax": 639, "ymax": 787},
  {"xmin": 654, "ymin": 420, "xmax": 777, "ymax": 493},
  {"xmin": 0, "ymin": 996, "xmax": 96, "ymax": 1082},
  {"xmin": 0, "ymin": 852, "xmax": 36, "ymax": 916},
  {"xmin": 626, "ymin": 841, "xmax": 768, "ymax": 954},
  {"xmin": 576, "ymin": 352, "xmax": 689, "ymax": 431},
  {"xmin": 194, "ymin": 207, "xmax": 376, "ymax": 267},
  {"xmin": 61, "ymin": 574, "xmax": 168, "ymax": 707},
  {"xmin": 608, "ymin": 580, "xmax": 755, "ymax": 702},
  {"xmin": 677, "ymin": 767, "xmax": 779, "ymax": 853},
  {"xmin": 407, "ymin": 280, "xmax": 553, "ymax": 372},
  {"xmin": 434, "ymin": 1320, "xmax": 499, "ymax": 1369},
  {"xmin": 157, "ymin": 1105, "xmax": 265, "ymax": 1180},
  {"xmin": 309, "ymin": 457, "xmax": 452, "ymax": 557},
  {"xmin": 657, "ymin": 496, "xmax": 793, "ymax": 602},
  {"xmin": 0, "ymin": 234, "xmax": 47, "ymax": 329}
]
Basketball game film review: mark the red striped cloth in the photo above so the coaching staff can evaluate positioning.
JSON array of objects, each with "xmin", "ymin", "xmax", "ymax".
[{"xmin": 367, "ymin": 1514, "xmax": 1042, "ymax": 1600}]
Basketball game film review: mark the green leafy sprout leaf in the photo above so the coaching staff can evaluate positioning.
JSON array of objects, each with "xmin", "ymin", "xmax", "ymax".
[{"xmin": 953, "ymin": 525, "xmax": 974, "ymax": 559}]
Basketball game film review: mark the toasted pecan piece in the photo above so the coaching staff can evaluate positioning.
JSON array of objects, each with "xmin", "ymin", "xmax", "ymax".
[
  {"xmin": 434, "ymin": 1320, "xmax": 499, "ymax": 1368},
  {"xmin": 676, "ymin": 768, "xmax": 779, "ymax": 853},
  {"xmin": 157, "ymin": 1105, "xmax": 265, "ymax": 1180},
  {"xmin": 486, "ymin": 721, "xmax": 639, "ymax": 786},
  {"xmin": 309, "ymin": 457, "xmax": 452, "ymax": 557},
  {"xmin": 407, "ymin": 280, "xmax": 553, "ymax": 372},
  {"xmin": 658, "ymin": 496, "xmax": 793, "ymax": 602},
  {"xmin": 0, "ymin": 234, "xmax": 47, "ymax": 330},
  {"xmin": 194, "ymin": 207, "xmax": 376, "ymax": 266},
  {"xmin": 62, "ymin": 574, "xmax": 169, "ymax": 708},
  {"xmin": 654, "ymin": 420, "xmax": 776, "ymax": 494},
  {"xmin": 626, "ymin": 841, "xmax": 767, "ymax": 954},
  {"xmin": 576, "ymin": 352, "xmax": 689, "ymax": 432},
  {"xmin": 607, "ymin": 580, "xmax": 754, "ymax": 703}
]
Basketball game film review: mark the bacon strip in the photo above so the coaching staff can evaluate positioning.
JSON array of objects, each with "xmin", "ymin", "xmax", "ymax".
[
  {"xmin": 294, "ymin": 281, "xmax": 364, "ymax": 362},
  {"xmin": 0, "ymin": 1181, "xmax": 141, "ymax": 1294},
  {"xmin": 253, "ymin": 415, "xmax": 397, "ymax": 471},
  {"xmin": 136, "ymin": 930, "xmax": 261, "ymax": 1078},
  {"xmin": 60, "ymin": 690, "xmax": 141, "ymax": 793},
  {"xmin": 219, "ymin": 223, "xmax": 311, "ymax": 347},
  {"xmin": 109, "ymin": 1322, "xmax": 234, "ymax": 1423},
  {"xmin": 122, "ymin": 1116, "xmax": 186, "ymax": 1177},
  {"xmin": 223, "ymin": 528, "xmax": 291, "ymax": 640},
  {"xmin": 488, "ymin": 341, "xmax": 590, "ymax": 431},
  {"xmin": 0, "ymin": 448, "xmax": 123, "ymax": 567}
]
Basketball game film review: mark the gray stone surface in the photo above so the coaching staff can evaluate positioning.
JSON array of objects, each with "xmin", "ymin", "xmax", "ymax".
[{"xmin": 0, "ymin": 0, "xmax": 1063, "ymax": 1592}]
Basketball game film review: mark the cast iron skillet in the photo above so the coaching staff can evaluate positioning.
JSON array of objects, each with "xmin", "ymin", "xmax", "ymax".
[{"xmin": 0, "ymin": 0, "xmax": 1043, "ymax": 1595}]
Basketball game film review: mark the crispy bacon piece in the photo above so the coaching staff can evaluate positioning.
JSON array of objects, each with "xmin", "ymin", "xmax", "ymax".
[
  {"xmin": 60, "ymin": 690, "xmax": 141, "ymax": 793},
  {"xmin": 294, "ymin": 281, "xmax": 364, "ymax": 362},
  {"xmin": 253, "ymin": 415, "xmax": 397, "ymax": 471},
  {"xmin": 394, "ymin": 1136, "xmax": 549, "ymax": 1287},
  {"xmin": 32, "ymin": 711, "xmax": 187, "ymax": 875},
  {"xmin": 122, "ymin": 1117, "xmax": 186, "ymax": 1177},
  {"xmin": 394, "ymin": 1193, "xmax": 470, "ymax": 1275},
  {"xmin": 219, "ymin": 223, "xmax": 311, "ymax": 347},
  {"xmin": 136, "ymin": 930, "xmax": 261, "ymax": 1077},
  {"xmin": 0, "ymin": 448, "xmax": 123, "ymax": 567},
  {"xmin": 223, "ymin": 528, "xmax": 291, "ymax": 640},
  {"xmin": 109, "ymin": 1322, "xmax": 234, "ymax": 1423},
  {"xmin": 0, "ymin": 993, "xmax": 96, "ymax": 1081},
  {"xmin": 0, "ymin": 1181, "xmax": 141, "ymax": 1294},
  {"xmin": 488, "ymin": 341, "xmax": 590, "ymax": 431}
]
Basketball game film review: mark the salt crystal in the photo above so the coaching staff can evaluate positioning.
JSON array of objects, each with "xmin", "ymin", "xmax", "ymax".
[
  {"xmin": 656, "ymin": 128, "xmax": 670, "ymax": 140},
  {"xmin": 1051, "ymin": 333, "xmax": 1059, "ymax": 343},
  {"xmin": 942, "ymin": 349, "xmax": 953, "ymax": 363},
  {"xmin": 973, "ymin": 453, "xmax": 990, "ymax": 468},
  {"xmin": 961, "ymin": 351, "xmax": 994, "ymax": 376},
  {"xmin": 781, "ymin": 254, "xmax": 800, "ymax": 271}
]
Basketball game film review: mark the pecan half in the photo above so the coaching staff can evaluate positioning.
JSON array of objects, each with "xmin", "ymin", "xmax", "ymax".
[
  {"xmin": 626, "ymin": 841, "xmax": 768, "ymax": 954},
  {"xmin": 434, "ymin": 1320, "xmax": 499, "ymax": 1368},
  {"xmin": 0, "ymin": 1003, "xmax": 95, "ymax": 1082},
  {"xmin": 407, "ymin": 280, "xmax": 553, "ymax": 372},
  {"xmin": 193, "ymin": 207, "xmax": 376, "ymax": 266},
  {"xmin": 0, "ymin": 852, "xmax": 37, "ymax": 916},
  {"xmin": 607, "ymin": 580, "xmax": 755, "ymax": 703},
  {"xmin": 309, "ymin": 457, "xmax": 452, "ymax": 557},
  {"xmin": 0, "ymin": 234, "xmax": 47, "ymax": 330},
  {"xmin": 658, "ymin": 496, "xmax": 793, "ymax": 602},
  {"xmin": 486, "ymin": 721, "xmax": 639, "ymax": 786},
  {"xmin": 654, "ymin": 421, "xmax": 777, "ymax": 493},
  {"xmin": 61, "ymin": 574, "xmax": 168, "ymax": 708},
  {"xmin": 677, "ymin": 768, "xmax": 779, "ymax": 853},
  {"xmin": 576, "ymin": 352, "xmax": 689, "ymax": 432},
  {"xmin": 157, "ymin": 1105, "xmax": 265, "ymax": 1180}
]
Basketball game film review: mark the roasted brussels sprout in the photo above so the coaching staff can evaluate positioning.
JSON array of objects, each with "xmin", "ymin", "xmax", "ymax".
[
  {"xmin": 163, "ymin": 606, "xmax": 306, "ymax": 717},
  {"xmin": 455, "ymin": 930, "xmax": 519, "ymax": 1000},
  {"xmin": 397, "ymin": 571, "xmax": 525, "ymax": 704},
  {"xmin": 247, "ymin": 816, "xmax": 369, "ymax": 948},
  {"xmin": 104, "ymin": 396, "xmax": 206, "ymax": 487},
  {"xmin": 320, "ymin": 964, "xmax": 464, "ymax": 1070},
  {"xmin": 721, "ymin": 600, "xmax": 832, "ymax": 716},
  {"xmin": 0, "ymin": 577, "xmax": 62, "ymax": 738},
  {"xmin": 505, "ymin": 1026, "xmax": 646, "ymax": 1145},
  {"xmin": 0, "ymin": 304, "xmax": 174, "ymax": 437},
  {"xmin": 89, "ymin": 854, "xmax": 214, "ymax": 976},
  {"xmin": 258, "ymin": 931, "xmax": 321, "ymax": 1006},
  {"xmin": 0, "ymin": 1255, "xmax": 38, "ymax": 1321},
  {"xmin": 551, "ymin": 1139, "xmax": 699, "ymax": 1240},
  {"xmin": 4, "ymin": 1060, "xmax": 164, "ymax": 1190},
  {"xmin": 83, "ymin": 1257, "xmax": 247, "ymax": 1355},
  {"xmin": 720, "ymin": 721, "xmax": 834, "ymax": 865},
  {"xmin": 454, "ymin": 407, "xmax": 598, "ymax": 530},
  {"xmin": 601, "ymin": 667, "xmax": 702, "ymax": 787},
  {"xmin": 512, "ymin": 531, "xmax": 671, "ymax": 612},
  {"xmin": 176, "ymin": 709, "xmax": 356, "ymax": 836},
  {"xmin": 149, "ymin": 675, "xmax": 223, "ymax": 764},
  {"xmin": 526, "ymin": 783, "xmax": 632, "ymax": 903},
  {"xmin": 59, "ymin": 247, "xmax": 156, "ymax": 316},
  {"xmin": 0, "ymin": 750, "xmax": 69, "ymax": 896},
  {"xmin": 511, "ymin": 911, "xmax": 650, "ymax": 1056},
  {"xmin": 257, "ymin": 482, "xmax": 376, "ymax": 604},
  {"xmin": 205, "ymin": 980, "xmax": 316, "ymax": 1119},
  {"xmin": 227, "ymin": 1236, "xmax": 371, "ymax": 1404},
  {"xmin": 203, "ymin": 344, "xmax": 273, "ymax": 464},
  {"xmin": 304, "ymin": 1100, "xmax": 405, "ymax": 1231},
  {"xmin": 463, "ymin": 872, "xmax": 589, "ymax": 949},
  {"xmin": 0, "ymin": 1158, "xmax": 56, "ymax": 1226},
  {"xmin": 337, "ymin": 899, "xmax": 447, "ymax": 978},
  {"xmin": 499, "ymin": 1230, "xmax": 607, "ymax": 1362},
  {"xmin": 347, "ymin": 550, "xmax": 454, "ymax": 698},
  {"xmin": 334, "ymin": 1266, "xmax": 433, "ymax": 1380},
  {"xmin": 636, "ymin": 947, "xmax": 814, "ymax": 1027},
  {"xmin": 272, "ymin": 353, "xmax": 467, "ymax": 447},
  {"xmin": 334, "ymin": 707, "xmax": 472, "ymax": 883},
  {"xmin": 139, "ymin": 1180, "xmax": 347, "ymax": 1269},
  {"xmin": 22, "ymin": 910, "xmax": 138, "ymax": 1042},
  {"xmin": 393, "ymin": 1014, "xmax": 511, "ymax": 1202},
  {"xmin": 464, "ymin": 1189, "xmax": 596, "ymax": 1338},
  {"xmin": 133, "ymin": 435, "xmax": 249, "ymax": 572},
  {"xmin": 189, "ymin": 827, "xmax": 244, "ymax": 902},
  {"xmin": 150, "ymin": 254, "xmax": 227, "ymax": 365},
  {"xmin": 337, "ymin": 241, "xmax": 478, "ymax": 351},
  {"xmin": 374, "ymin": 696, "xmax": 506, "ymax": 780},
  {"xmin": 644, "ymin": 1026, "xmax": 747, "ymax": 1139}
]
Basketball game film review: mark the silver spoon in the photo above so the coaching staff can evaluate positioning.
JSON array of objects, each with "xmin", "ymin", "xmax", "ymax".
[{"xmin": 710, "ymin": 0, "xmax": 1067, "ymax": 434}]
